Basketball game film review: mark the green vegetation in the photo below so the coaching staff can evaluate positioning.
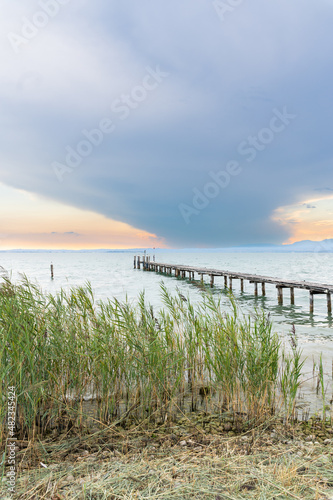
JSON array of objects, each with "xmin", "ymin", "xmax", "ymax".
[{"xmin": 0, "ymin": 277, "xmax": 326, "ymax": 446}]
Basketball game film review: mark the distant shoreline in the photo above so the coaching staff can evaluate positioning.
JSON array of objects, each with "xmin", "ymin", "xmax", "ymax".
[{"xmin": 1, "ymin": 238, "xmax": 333, "ymax": 254}]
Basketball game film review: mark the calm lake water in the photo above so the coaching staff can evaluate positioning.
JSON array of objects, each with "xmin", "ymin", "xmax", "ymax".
[{"xmin": 1, "ymin": 251, "xmax": 332, "ymax": 415}]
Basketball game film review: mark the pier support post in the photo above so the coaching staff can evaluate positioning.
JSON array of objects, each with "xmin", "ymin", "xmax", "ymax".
[
  {"xmin": 261, "ymin": 282, "xmax": 266, "ymax": 296},
  {"xmin": 200, "ymin": 274, "xmax": 204, "ymax": 284},
  {"xmin": 224, "ymin": 276, "xmax": 228, "ymax": 288},
  {"xmin": 134, "ymin": 256, "xmax": 137, "ymax": 269},
  {"xmin": 50, "ymin": 263, "xmax": 54, "ymax": 280},
  {"xmin": 137, "ymin": 258, "xmax": 140, "ymax": 270},
  {"xmin": 290, "ymin": 288, "xmax": 295, "ymax": 305},
  {"xmin": 277, "ymin": 286, "xmax": 283, "ymax": 305},
  {"xmin": 240, "ymin": 279, "xmax": 244, "ymax": 292},
  {"xmin": 327, "ymin": 292, "xmax": 332, "ymax": 315},
  {"xmin": 229, "ymin": 277, "xmax": 232, "ymax": 290},
  {"xmin": 310, "ymin": 291, "xmax": 314, "ymax": 314},
  {"xmin": 210, "ymin": 275, "xmax": 214, "ymax": 288},
  {"xmin": 254, "ymin": 282, "xmax": 258, "ymax": 296}
]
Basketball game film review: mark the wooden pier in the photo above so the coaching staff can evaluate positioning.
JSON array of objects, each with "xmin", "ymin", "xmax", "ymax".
[{"xmin": 134, "ymin": 256, "xmax": 333, "ymax": 315}]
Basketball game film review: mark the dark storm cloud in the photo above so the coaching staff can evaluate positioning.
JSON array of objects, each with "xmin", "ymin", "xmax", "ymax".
[{"xmin": 1, "ymin": 0, "xmax": 333, "ymax": 246}]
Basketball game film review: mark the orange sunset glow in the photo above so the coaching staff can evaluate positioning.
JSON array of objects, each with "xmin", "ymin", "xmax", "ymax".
[
  {"xmin": 273, "ymin": 195, "xmax": 333, "ymax": 244},
  {"xmin": 0, "ymin": 183, "xmax": 166, "ymax": 250}
]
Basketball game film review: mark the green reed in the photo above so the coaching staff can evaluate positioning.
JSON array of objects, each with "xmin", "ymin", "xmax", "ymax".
[
  {"xmin": 0, "ymin": 277, "xmax": 319, "ymax": 444},
  {"xmin": 280, "ymin": 325, "xmax": 305, "ymax": 419}
]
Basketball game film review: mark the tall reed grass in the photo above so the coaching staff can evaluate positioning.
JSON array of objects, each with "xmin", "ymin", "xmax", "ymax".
[{"xmin": 0, "ymin": 277, "xmax": 310, "ymax": 444}]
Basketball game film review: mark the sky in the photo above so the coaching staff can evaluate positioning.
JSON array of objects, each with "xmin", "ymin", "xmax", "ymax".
[{"xmin": 1, "ymin": 0, "xmax": 333, "ymax": 249}]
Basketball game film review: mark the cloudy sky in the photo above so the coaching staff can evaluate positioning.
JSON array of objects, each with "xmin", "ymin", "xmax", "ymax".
[{"xmin": 1, "ymin": 0, "xmax": 333, "ymax": 249}]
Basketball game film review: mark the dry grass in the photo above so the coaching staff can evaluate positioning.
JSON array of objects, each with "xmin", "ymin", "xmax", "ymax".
[
  {"xmin": 2, "ymin": 420, "xmax": 333, "ymax": 500},
  {"xmin": 1, "ymin": 408, "xmax": 333, "ymax": 500}
]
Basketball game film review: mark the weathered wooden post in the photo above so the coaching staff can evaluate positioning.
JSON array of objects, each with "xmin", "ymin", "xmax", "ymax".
[
  {"xmin": 134, "ymin": 256, "xmax": 137, "ymax": 269},
  {"xmin": 200, "ymin": 273, "xmax": 204, "ymax": 284},
  {"xmin": 277, "ymin": 286, "xmax": 283, "ymax": 305},
  {"xmin": 310, "ymin": 291, "xmax": 314, "ymax": 314},
  {"xmin": 229, "ymin": 277, "xmax": 233, "ymax": 290},
  {"xmin": 327, "ymin": 292, "xmax": 332, "ymax": 315},
  {"xmin": 137, "ymin": 257, "xmax": 141, "ymax": 270},
  {"xmin": 210, "ymin": 275, "xmax": 214, "ymax": 288},
  {"xmin": 224, "ymin": 276, "xmax": 228, "ymax": 288},
  {"xmin": 240, "ymin": 279, "xmax": 244, "ymax": 292},
  {"xmin": 254, "ymin": 282, "xmax": 258, "ymax": 296},
  {"xmin": 290, "ymin": 288, "xmax": 295, "ymax": 305},
  {"xmin": 261, "ymin": 282, "xmax": 266, "ymax": 296},
  {"xmin": 50, "ymin": 263, "xmax": 54, "ymax": 279}
]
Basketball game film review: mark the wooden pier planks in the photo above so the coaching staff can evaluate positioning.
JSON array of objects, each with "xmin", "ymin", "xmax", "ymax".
[{"xmin": 133, "ymin": 257, "xmax": 333, "ymax": 314}]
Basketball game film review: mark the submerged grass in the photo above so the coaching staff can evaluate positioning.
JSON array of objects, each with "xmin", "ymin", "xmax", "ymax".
[{"xmin": 0, "ymin": 277, "xmax": 330, "ymax": 448}]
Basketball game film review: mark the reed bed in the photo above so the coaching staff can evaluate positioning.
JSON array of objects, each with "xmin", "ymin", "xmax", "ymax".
[{"xmin": 0, "ymin": 277, "xmax": 324, "ymax": 447}]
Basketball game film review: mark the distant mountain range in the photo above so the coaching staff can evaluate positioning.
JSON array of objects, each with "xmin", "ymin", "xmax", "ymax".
[{"xmin": 1, "ymin": 239, "xmax": 333, "ymax": 253}]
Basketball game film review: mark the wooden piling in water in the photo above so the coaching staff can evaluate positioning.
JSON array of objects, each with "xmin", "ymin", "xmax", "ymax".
[
  {"xmin": 210, "ymin": 275, "xmax": 214, "ymax": 288},
  {"xmin": 327, "ymin": 293, "xmax": 332, "ymax": 315},
  {"xmin": 277, "ymin": 286, "xmax": 283, "ymax": 305},
  {"xmin": 290, "ymin": 288, "xmax": 295, "ymax": 305},
  {"xmin": 50, "ymin": 263, "xmax": 54, "ymax": 279},
  {"xmin": 254, "ymin": 282, "xmax": 258, "ymax": 296},
  {"xmin": 261, "ymin": 282, "xmax": 266, "ymax": 296},
  {"xmin": 310, "ymin": 291, "xmax": 314, "ymax": 314},
  {"xmin": 240, "ymin": 279, "xmax": 244, "ymax": 292}
]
